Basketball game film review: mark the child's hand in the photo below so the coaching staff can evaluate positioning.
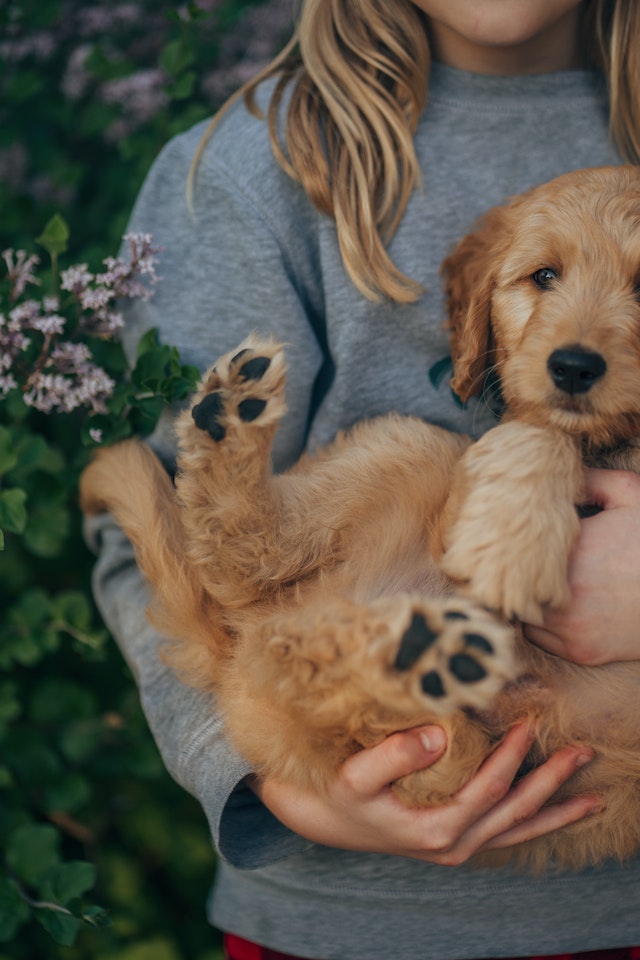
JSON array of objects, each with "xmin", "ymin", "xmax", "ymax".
[
  {"xmin": 525, "ymin": 468, "xmax": 640, "ymax": 665},
  {"xmin": 250, "ymin": 723, "xmax": 596, "ymax": 865}
]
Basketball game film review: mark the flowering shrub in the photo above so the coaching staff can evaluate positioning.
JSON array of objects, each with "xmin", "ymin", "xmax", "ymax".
[
  {"xmin": 0, "ymin": 220, "xmax": 200, "ymax": 951},
  {"xmin": 1, "ymin": 230, "xmax": 158, "ymax": 418},
  {"xmin": 1, "ymin": 0, "xmax": 293, "ymax": 259},
  {"xmin": 1, "ymin": 1, "xmax": 289, "ymax": 957}
]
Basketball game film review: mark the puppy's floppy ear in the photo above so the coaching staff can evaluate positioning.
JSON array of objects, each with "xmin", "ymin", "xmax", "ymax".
[{"xmin": 441, "ymin": 207, "xmax": 505, "ymax": 402}]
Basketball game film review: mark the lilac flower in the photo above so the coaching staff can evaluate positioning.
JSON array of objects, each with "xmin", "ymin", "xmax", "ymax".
[
  {"xmin": 0, "ymin": 349, "xmax": 18, "ymax": 398},
  {"xmin": 2, "ymin": 250, "xmax": 40, "ymax": 300},
  {"xmin": 9, "ymin": 300, "xmax": 41, "ymax": 328},
  {"xmin": 0, "ymin": 374, "xmax": 18, "ymax": 397},
  {"xmin": 0, "ymin": 233, "xmax": 161, "ymax": 417},
  {"xmin": 76, "ymin": 3, "xmax": 142, "ymax": 36},
  {"xmin": 50, "ymin": 341, "xmax": 93, "ymax": 369},
  {"xmin": 101, "ymin": 70, "xmax": 169, "ymax": 133},
  {"xmin": 60, "ymin": 264, "xmax": 94, "ymax": 295},
  {"xmin": 61, "ymin": 44, "xmax": 95, "ymax": 101},
  {"xmin": 0, "ymin": 32, "xmax": 56, "ymax": 63},
  {"xmin": 0, "ymin": 311, "xmax": 32, "ymax": 355},
  {"xmin": 24, "ymin": 363, "xmax": 116, "ymax": 415},
  {"xmin": 80, "ymin": 286, "xmax": 113, "ymax": 312},
  {"xmin": 28, "ymin": 313, "xmax": 67, "ymax": 337}
]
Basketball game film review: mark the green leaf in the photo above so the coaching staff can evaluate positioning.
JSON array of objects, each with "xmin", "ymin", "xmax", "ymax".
[
  {"xmin": 0, "ymin": 766, "xmax": 14, "ymax": 789},
  {"xmin": 35, "ymin": 214, "xmax": 70, "ymax": 257},
  {"xmin": 0, "ymin": 488, "xmax": 27, "ymax": 535},
  {"xmin": 132, "ymin": 344, "xmax": 172, "ymax": 386},
  {"xmin": 11, "ymin": 433, "xmax": 65, "ymax": 477},
  {"xmin": 6, "ymin": 824, "xmax": 60, "ymax": 887},
  {"xmin": 23, "ymin": 500, "xmax": 69, "ymax": 557},
  {"xmin": 44, "ymin": 861, "xmax": 96, "ymax": 906},
  {"xmin": 0, "ymin": 875, "xmax": 30, "ymax": 942},
  {"xmin": 29, "ymin": 677, "xmax": 96, "ymax": 725},
  {"xmin": 159, "ymin": 39, "xmax": 195, "ymax": 77},
  {"xmin": 186, "ymin": 0, "xmax": 207, "ymax": 21},
  {"xmin": 35, "ymin": 907, "xmax": 80, "ymax": 947},
  {"xmin": 50, "ymin": 591, "xmax": 93, "ymax": 632},
  {"xmin": 0, "ymin": 428, "xmax": 17, "ymax": 475},
  {"xmin": 82, "ymin": 903, "xmax": 111, "ymax": 928},
  {"xmin": 135, "ymin": 327, "xmax": 160, "ymax": 357},
  {"xmin": 0, "ymin": 682, "xmax": 20, "ymax": 726},
  {"xmin": 44, "ymin": 771, "xmax": 91, "ymax": 813},
  {"xmin": 166, "ymin": 70, "xmax": 196, "ymax": 100}
]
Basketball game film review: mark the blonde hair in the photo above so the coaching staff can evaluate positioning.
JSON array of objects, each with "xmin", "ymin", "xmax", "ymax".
[
  {"xmin": 192, "ymin": 0, "xmax": 640, "ymax": 303},
  {"xmin": 586, "ymin": 0, "xmax": 640, "ymax": 164}
]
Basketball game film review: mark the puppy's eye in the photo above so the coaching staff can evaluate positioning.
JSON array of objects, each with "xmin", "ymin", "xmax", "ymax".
[{"xmin": 532, "ymin": 267, "xmax": 558, "ymax": 289}]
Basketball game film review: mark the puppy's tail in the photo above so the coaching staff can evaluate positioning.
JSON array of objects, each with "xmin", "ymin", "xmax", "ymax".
[{"xmin": 80, "ymin": 439, "xmax": 229, "ymax": 686}]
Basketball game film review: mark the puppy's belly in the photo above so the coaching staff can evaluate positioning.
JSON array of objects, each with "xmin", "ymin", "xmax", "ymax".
[{"xmin": 351, "ymin": 553, "xmax": 451, "ymax": 604}]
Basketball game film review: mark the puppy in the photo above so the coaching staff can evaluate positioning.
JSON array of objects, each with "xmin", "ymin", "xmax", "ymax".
[{"xmin": 81, "ymin": 165, "xmax": 640, "ymax": 873}]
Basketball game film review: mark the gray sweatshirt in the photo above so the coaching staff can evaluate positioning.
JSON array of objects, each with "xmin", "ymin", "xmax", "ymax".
[{"xmin": 87, "ymin": 64, "xmax": 640, "ymax": 958}]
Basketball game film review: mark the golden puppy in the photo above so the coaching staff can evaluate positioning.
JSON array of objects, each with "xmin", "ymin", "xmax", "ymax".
[{"xmin": 81, "ymin": 165, "xmax": 640, "ymax": 873}]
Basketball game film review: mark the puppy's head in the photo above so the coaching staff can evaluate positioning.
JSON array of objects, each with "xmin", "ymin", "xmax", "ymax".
[{"xmin": 443, "ymin": 165, "xmax": 640, "ymax": 447}]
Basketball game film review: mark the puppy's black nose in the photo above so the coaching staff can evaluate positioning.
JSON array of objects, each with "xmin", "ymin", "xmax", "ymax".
[{"xmin": 547, "ymin": 347, "xmax": 606, "ymax": 395}]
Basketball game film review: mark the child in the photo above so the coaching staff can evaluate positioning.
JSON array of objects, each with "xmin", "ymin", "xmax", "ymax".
[{"xmin": 87, "ymin": 1, "xmax": 640, "ymax": 957}]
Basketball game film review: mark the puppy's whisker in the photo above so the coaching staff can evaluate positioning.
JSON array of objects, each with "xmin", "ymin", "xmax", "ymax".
[{"xmin": 461, "ymin": 359, "xmax": 503, "ymax": 434}]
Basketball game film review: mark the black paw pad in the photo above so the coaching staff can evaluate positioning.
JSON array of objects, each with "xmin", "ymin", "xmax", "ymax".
[
  {"xmin": 449, "ymin": 653, "xmax": 487, "ymax": 684},
  {"xmin": 239, "ymin": 356, "xmax": 271, "ymax": 381},
  {"xmin": 464, "ymin": 633, "xmax": 493, "ymax": 654},
  {"xmin": 444, "ymin": 610, "xmax": 469, "ymax": 621},
  {"xmin": 421, "ymin": 670, "xmax": 445, "ymax": 698},
  {"xmin": 231, "ymin": 348, "xmax": 249, "ymax": 365},
  {"xmin": 238, "ymin": 397, "xmax": 267, "ymax": 422},
  {"xmin": 394, "ymin": 613, "xmax": 437, "ymax": 671},
  {"xmin": 192, "ymin": 393, "xmax": 226, "ymax": 441}
]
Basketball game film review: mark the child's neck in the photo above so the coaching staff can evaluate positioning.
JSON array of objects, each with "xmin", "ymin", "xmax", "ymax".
[{"xmin": 427, "ymin": 10, "xmax": 585, "ymax": 76}]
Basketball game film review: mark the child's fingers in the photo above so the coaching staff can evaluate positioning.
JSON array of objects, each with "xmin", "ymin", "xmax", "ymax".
[{"xmin": 339, "ymin": 726, "xmax": 448, "ymax": 797}]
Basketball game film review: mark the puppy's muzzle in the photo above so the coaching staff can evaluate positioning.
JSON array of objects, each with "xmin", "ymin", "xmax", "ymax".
[{"xmin": 547, "ymin": 346, "xmax": 607, "ymax": 395}]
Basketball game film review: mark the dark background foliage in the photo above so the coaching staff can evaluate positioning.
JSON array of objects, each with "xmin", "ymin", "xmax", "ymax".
[{"xmin": 0, "ymin": 2, "xmax": 292, "ymax": 956}]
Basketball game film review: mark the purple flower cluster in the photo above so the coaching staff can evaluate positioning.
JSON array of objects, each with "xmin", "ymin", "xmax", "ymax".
[{"xmin": 0, "ymin": 234, "xmax": 160, "ymax": 417}]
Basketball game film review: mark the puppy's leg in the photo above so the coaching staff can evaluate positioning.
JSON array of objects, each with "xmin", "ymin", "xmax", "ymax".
[
  {"xmin": 80, "ymin": 439, "xmax": 228, "ymax": 669},
  {"xmin": 175, "ymin": 337, "xmax": 469, "ymax": 608},
  {"xmin": 231, "ymin": 593, "xmax": 516, "ymax": 802},
  {"xmin": 441, "ymin": 422, "xmax": 583, "ymax": 623},
  {"xmin": 174, "ymin": 336, "xmax": 295, "ymax": 603}
]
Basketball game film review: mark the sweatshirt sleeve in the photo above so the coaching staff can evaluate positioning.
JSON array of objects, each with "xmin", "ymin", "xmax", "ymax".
[{"xmin": 88, "ymin": 106, "xmax": 325, "ymax": 868}]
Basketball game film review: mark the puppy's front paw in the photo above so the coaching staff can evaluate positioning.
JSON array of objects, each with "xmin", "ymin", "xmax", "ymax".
[
  {"xmin": 441, "ymin": 517, "xmax": 572, "ymax": 624},
  {"xmin": 440, "ymin": 423, "xmax": 581, "ymax": 623}
]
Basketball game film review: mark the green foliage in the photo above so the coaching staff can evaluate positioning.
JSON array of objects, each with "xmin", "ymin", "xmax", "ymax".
[
  {"xmin": 1, "ymin": 0, "xmax": 288, "ymax": 956},
  {"xmin": 1, "ymin": 0, "xmax": 291, "ymax": 263}
]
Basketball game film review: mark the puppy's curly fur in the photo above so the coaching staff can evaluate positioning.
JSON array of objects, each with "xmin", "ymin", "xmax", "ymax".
[{"xmin": 81, "ymin": 165, "xmax": 640, "ymax": 873}]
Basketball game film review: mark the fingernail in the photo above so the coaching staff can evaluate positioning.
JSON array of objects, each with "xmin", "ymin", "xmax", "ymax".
[
  {"xmin": 576, "ymin": 749, "xmax": 594, "ymax": 768},
  {"xmin": 419, "ymin": 726, "xmax": 446, "ymax": 753}
]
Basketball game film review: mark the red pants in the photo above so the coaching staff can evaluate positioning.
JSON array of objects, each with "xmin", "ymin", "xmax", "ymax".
[{"xmin": 224, "ymin": 936, "xmax": 640, "ymax": 960}]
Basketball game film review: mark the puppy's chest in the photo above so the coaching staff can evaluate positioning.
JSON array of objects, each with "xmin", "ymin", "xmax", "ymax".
[{"xmin": 349, "ymin": 551, "xmax": 451, "ymax": 605}]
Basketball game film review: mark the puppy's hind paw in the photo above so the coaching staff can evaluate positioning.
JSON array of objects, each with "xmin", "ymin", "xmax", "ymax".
[
  {"xmin": 188, "ymin": 335, "xmax": 287, "ymax": 445},
  {"xmin": 395, "ymin": 599, "xmax": 517, "ymax": 711},
  {"xmin": 367, "ymin": 596, "xmax": 518, "ymax": 720}
]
